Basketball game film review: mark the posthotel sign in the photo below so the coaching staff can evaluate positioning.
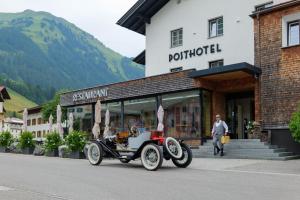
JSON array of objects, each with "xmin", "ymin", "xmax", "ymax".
[
  {"xmin": 169, "ymin": 43, "xmax": 221, "ymax": 62},
  {"xmin": 73, "ymin": 88, "xmax": 108, "ymax": 102}
]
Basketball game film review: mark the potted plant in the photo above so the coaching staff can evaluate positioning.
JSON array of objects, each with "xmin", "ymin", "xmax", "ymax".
[
  {"xmin": 289, "ymin": 105, "xmax": 300, "ymax": 143},
  {"xmin": 44, "ymin": 132, "xmax": 62, "ymax": 157},
  {"xmin": 65, "ymin": 131, "xmax": 87, "ymax": 159},
  {"xmin": 0, "ymin": 131, "xmax": 13, "ymax": 153},
  {"xmin": 19, "ymin": 131, "xmax": 35, "ymax": 154}
]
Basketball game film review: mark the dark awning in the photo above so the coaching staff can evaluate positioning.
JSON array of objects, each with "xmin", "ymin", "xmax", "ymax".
[
  {"xmin": 116, "ymin": 0, "xmax": 169, "ymax": 35},
  {"xmin": 189, "ymin": 62, "xmax": 262, "ymax": 81},
  {"xmin": 133, "ymin": 50, "xmax": 145, "ymax": 65}
]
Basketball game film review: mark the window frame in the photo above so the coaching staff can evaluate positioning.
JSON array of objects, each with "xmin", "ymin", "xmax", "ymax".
[
  {"xmin": 170, "ymin": 28, "xmax": 183, "ymax": 48},
  {"xmin": 209, "ymin": 59, "xmax": 224, "ymax": 68},
  {"xmin": 287, "ymin": 20, "xmax": 300, "ymax": 47},
  {"xmin": 208, "ymin": 16, "xmax": 223, "ymax": 38}
]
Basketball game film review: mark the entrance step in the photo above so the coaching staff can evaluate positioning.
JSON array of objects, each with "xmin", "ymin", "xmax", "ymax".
[{"xmin": 193, "ymin": 139, "xmax": 300, "ymax": 160}]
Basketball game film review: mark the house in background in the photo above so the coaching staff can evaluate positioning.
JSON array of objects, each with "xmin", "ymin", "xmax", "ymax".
[
  {"xmin": 3, "ymin": 117, "xmax": 23, "ymax": 138},
  {"xmin": 0, "ymin": 86, "xmax": 11, "ymax": 132},
  {"xmin": 25, "ymin": 106, "xmax": 66, "ymax": 139}
]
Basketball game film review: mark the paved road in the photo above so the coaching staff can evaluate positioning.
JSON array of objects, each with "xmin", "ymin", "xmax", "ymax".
[{"xmin": 0, "ymin": 153, "xmax": 300, "ymax": 200}]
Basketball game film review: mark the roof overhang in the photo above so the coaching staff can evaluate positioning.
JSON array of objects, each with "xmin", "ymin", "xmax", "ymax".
[
  {"xmin": 116, "ymin": 0, "xmax": 169, "ymax": 35},
  {"xmin": 250, "ymin": 0, "xmax": 300, "ymax": 18},
  {"xmin": 0, "ymin": 86, "xmax": 11, "ymax": 100},
  {"xmin": 133, "ymin": 50, "xmax": 145, "ymax": 65},
  {"xmin": 189, "ymin": 62, "xmax": 262, "ymax": 81}
]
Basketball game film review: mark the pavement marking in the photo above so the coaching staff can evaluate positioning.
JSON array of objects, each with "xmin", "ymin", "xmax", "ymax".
[
  {"xmin": 0, "ymin": 186, "xmax": 14, "ymax": 191},
  {"xmin": 214, "ymin": 169, "xmax": 300, "ymax": 177}
]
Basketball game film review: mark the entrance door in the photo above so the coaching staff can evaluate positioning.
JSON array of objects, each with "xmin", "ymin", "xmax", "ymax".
[{"xmin": 226, "ymin": 92, "xmax": 254, "ymax": 139}]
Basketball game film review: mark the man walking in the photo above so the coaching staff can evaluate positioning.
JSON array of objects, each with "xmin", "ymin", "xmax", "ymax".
[{"xmin": 211, "ymin": 114, "xmax": 228, "ymax": 156}]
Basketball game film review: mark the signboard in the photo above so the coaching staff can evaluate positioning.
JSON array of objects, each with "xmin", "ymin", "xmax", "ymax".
[
  {"xmin": 72, "ymin": 88, "xmax": 108, "ymax": 102},
  {"xmin": 169, "ymin": 43, "xmax": 221, "ymax": 62}
]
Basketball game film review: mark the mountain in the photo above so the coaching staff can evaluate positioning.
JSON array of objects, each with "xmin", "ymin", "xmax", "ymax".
[
  {"xmin": 4, "ymin": 88, "xmax": 37, "ymax": 118},
  {"xmin": 0, "ymin": 10, "xmax": 144, "ymax": 104}
]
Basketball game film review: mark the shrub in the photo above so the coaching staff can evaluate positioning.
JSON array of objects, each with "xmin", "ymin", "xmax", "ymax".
[
  {"xmin": 0, "ymin": 131, "xmax": 14, "ymax": 148},
  {"xmin": 19, "ymin": 131, "xmax": 35, "ymax": 149},
  {"xmin": 289, "ymin": 106, "xmax": 300, "ymax": 143},
  {"xmin": 65, "ymin": 131, "xmax": 87, "ymax": 152},
  {"xmin": 44, "ymin": 132, "xmax": 62, "ymax": 153}
]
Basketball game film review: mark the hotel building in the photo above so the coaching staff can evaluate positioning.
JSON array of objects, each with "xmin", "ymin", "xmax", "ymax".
[{"xmin": 60, "ymin": 0, "xmax": 300, "ymax": 152}]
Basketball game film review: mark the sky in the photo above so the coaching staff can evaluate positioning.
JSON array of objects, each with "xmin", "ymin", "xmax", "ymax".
[{"xmin": 0, "ymin": 0, "xmax": 145, "ymax": 57}]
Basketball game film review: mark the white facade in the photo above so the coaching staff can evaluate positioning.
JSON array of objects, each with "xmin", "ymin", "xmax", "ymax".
[
  {"xmin": 145, "ymin": 0, "xmax": 288, "ymax": 76},
  {"xmin": 27, "ymin": 112, "xmax": 50, "ymax": 138},
  {"xmin": 3, "ymin": 118, "xmax": 23, "ymax": 138}
]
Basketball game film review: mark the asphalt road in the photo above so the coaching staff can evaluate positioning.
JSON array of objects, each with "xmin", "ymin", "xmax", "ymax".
[{"xmin": 0, "ymin": 153, "xmax": 300, "ymax": 200}]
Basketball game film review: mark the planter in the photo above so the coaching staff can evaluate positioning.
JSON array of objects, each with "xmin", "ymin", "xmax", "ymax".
[
  {"xmin": 0, "ymin": 147, "xmax": 7, "ymax": 153},
  {"xmin": 45, "ymin": 149, "xmax": 59, "ymax": 157},
  {"xmin": 22, "ymin": 147, "xmax": 34, "ymax": 155},
  {"xmin": 69, "ymin": 151, "xmax": 80, "ymax": 159},
  {"xmin": 33, "ymin": 145, "xmax": 45, "ymax": 156},
  {"xmin": 58, "ymin": 145, "xmax": 69, "ymax": 158}
]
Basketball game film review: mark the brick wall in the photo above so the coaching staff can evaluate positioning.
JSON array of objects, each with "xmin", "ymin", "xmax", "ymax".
[{"xmin": 254, "ymin": 4, "xmax": 300, "ymax": 129}]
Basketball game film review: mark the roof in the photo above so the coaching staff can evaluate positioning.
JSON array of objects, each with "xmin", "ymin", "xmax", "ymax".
[
  {"xmin": 0, "ymin": 86, "xmax": 11, "ymax": 101},
  {"xmin": 251, "ymin": 0, "xmax": 300, "ymax": 17},
  {"xmin": 133, "ymin": 50, "xmax": 145, "ymax": 65},
  {"xmin": 116, "ymin": 0, "xmax": 169, "ymax": 35},
  {"xmin": 19, "ymin": 105, "xmax": 42, "ymax": 114},
  {"xmin": 189, "ymin": 62, "xmax": 262, "ymax": 79}
]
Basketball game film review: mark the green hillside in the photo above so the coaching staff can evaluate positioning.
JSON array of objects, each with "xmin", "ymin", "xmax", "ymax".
[
  {"xmin": 4, "ymin": 88, "xmax": 37, "ymax": 117},
  {"xmin": 0, "ymin": 10, "xmax": 144, "ymax": 104}
]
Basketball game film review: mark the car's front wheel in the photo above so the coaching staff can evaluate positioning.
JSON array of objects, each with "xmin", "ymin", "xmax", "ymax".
[
  {"xmin": 172, "ymin": 143, "xmax": 192, "ymax": 168},
  {"xmin": 87, "ymin": 142, "xmax": 103, "ymax": 165},
  {"xmin": 141, "ymin": 143, "xmax": 163, "ymax": 171},
  {"xmin": 164, "ymin": 137, "xmax": 183, "ymax": 159}
]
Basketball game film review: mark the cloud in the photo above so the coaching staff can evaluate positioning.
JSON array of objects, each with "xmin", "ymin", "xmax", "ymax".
[{"xmin": 0, "ymin": 0, "xmax": 145, "ymax": 57}]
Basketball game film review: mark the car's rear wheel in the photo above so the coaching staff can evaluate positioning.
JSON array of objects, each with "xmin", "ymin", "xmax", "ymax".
[
  {"xmin": 164, "ymin": 137, "xmax": 183, "ymax": 159},
  {"xmin": 141, "ymin": 144, "xmax": 163, "ymax": 171},
  {"xmin": 87, "ymin": 142, "xmax": 103, "ymax": 165},
  {"xmin": 172, "ymin": 143, "xmax": 192, "ymax": 168}
]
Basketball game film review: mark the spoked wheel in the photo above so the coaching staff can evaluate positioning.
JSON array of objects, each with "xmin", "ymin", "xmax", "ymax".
[
  {"xmin": 172, "ymin": 143, "xmax": 192, "ymax": 168},
  {"xmin": 141, "ymin": 144, "xmax": 163, "ymax": 171},
  {"xmin": 87, "ymin": 142, "xmax": 103, "ymax": 165},
  {"xmin": 164, "ymin": 137, "xmax": 183, "ymax": 159}
]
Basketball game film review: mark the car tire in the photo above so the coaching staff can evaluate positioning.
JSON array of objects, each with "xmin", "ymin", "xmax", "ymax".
[
  {"xmin": 164, "ymin": 137, "xmax": 183, "ymax": 159},
  {"xmin": 141, "ymin": 143, "xmax": 163, "ymax": 171},
  {"xmin": 172, "ymin": 143, "xmax": 193, "ymax": 168},
  {"xmin": 87, "ymin": 142, "xmax": 103, "ymax": 165}
]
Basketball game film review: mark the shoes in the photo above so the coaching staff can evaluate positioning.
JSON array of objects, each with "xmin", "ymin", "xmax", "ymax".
[
  {"xmin": 214, "ymin": 147, "xmax": 221, "ymax": 156},
  {"xmin": 220, "ymin": 149, "xmax": 224, "ymax": 157}
]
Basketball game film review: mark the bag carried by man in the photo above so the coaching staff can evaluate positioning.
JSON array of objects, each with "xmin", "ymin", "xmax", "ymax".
[{"xmin": 221, "ymin": 135, "xmax": 230, "ymax": 144}]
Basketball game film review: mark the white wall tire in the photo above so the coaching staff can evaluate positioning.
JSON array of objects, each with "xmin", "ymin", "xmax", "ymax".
[
  {"xmin": 87, "ymin": 142, "xmax": 103, "ymax": 165},
  {"xmin": 141, "ymin": 144, "xmax": 163, "ymax": 171},
  {"xmin": 172, "ymin": 143, "xmax": 193, "ymax": 168},
  {"xmin": 164, "ymin": 137, "xmax": 183, "ymax": 159}
]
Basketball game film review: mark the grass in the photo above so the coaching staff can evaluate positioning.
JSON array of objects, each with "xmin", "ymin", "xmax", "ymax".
[{"xmin": 4, "ymin": 88, "xmax": 37, "ymax": 115}]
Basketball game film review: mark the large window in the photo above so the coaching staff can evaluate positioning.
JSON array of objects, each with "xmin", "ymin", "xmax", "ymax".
[
  {"xmin": 69, "ymin": 105, "xmax": 93, "ymax": 136},
  {"xmin": 288, "ymin": 21, "xmax": 300, "ymax": 46},
  {"xmin": 162, "ymin": 91, "xmax": 200, "ymax": 139},
  {"xmin": 101, "ymin": 102, "xmax": 122, "ymax": 135},
  {"xmin": 209, "ymin": 17, "xmax": 223, "ymax": 38},
  {"xmin": 124, "ymin": 97, "xmax": 157, "ymax": 131},
  {"xmin": 171, "ymin": 28, "xmax": 183, "ymax": 48}
]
